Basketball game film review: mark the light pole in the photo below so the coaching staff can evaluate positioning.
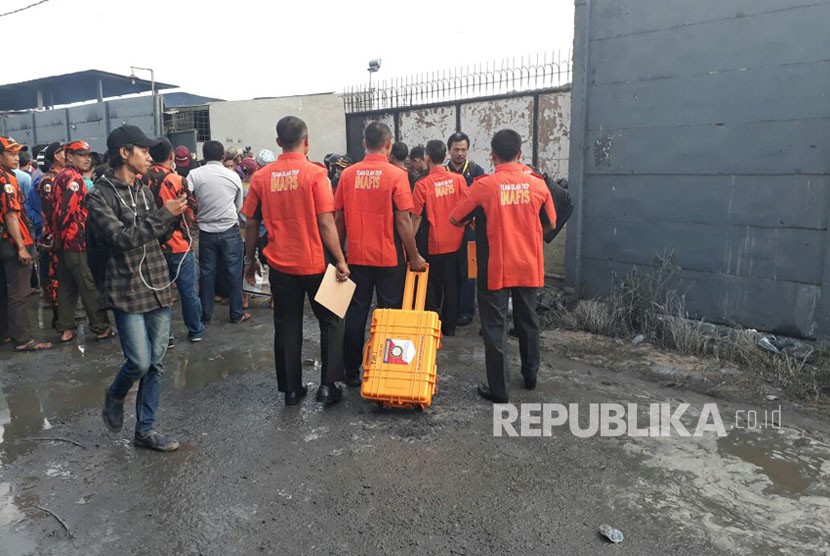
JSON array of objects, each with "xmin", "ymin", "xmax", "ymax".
[{"xmin": 129, "ymin": 66, "xmax": 158, "ymax": 135}]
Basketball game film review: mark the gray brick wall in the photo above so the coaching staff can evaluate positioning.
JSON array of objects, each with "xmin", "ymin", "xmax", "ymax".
[{"xmin": 566, "ymin": 0, "xmax": 830, "ymax": 337}]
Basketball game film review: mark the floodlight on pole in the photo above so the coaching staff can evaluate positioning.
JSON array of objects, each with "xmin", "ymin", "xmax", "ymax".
[
  {"xmin": 367, "ymin": 58, "xmax": 381, "ymax": 89},
  {"xmin": 129, "ymin": 66, "xmax": 159, "ymax": 135}
]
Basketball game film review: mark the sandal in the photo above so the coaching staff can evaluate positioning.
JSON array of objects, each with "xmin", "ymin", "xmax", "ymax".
[
  {"xmin": 15, "ymin": 339, "xmax": 52, "ymax": 352},
  {"xmin": 59, "ymin": 331, "xmax": 76, "ymax": 343},
  {"xmin": 94, "ymin": 329, "xmax": 117, "ymax": 341},
  {"xmin": 231, "ymin": 313, "xmax": 251, "ymax": 324}
]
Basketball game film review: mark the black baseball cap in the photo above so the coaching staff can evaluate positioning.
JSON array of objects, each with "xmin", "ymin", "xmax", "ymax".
[{"xmin": 107, "ymin": 125, "xmax": 160, "ymax": 150}]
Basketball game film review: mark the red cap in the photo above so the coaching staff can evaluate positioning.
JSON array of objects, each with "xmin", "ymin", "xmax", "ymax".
[
  {"xmin": 240, "ymin": 157, "xmax": 257, "ymax": 174},
  {"xmin": 174, "ymin": 146, "xmax": 191, "ymax": 168},
  {"xmin": 64, "ymin": 140, "xmax": 91, "ymax": 154},
  {"xmin": 0, "ymin": 136, "xmax": 28, "ymax": 154}
]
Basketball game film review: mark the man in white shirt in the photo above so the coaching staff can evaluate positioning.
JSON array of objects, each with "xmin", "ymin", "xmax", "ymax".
[{"xmin": 186, "ymin": 140, "xmax": 250, "ymax": 324}]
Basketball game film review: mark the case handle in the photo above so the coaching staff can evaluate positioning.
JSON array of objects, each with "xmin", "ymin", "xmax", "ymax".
[{"xmin": 402, "ymin": 263, "xmax": 429, "ymax": 311}]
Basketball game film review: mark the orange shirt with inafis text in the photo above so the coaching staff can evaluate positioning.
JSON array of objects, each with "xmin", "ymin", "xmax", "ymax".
[
  {"xmin": 241, "ymin": 152, "xmax": 335, "ymax": 275},
  {"xmin": 450, "ymin": 162, "xmax": 556, "ymax": 290},
  {"xmin": 412, "ymin": 166, "xmax": 469, "ymax": 255},
  {"xmin": 0, "ymin": 168, "xmax": 33, "ymax": 247},
  {"xmin": 334, "ymin": 153, "xmax": 414, "ymax": 267}
]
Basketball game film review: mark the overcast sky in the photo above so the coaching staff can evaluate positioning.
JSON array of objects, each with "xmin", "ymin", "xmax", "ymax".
[{"xmin": 1, "ymin": 0, "xmax": 574, "ymax": 101}]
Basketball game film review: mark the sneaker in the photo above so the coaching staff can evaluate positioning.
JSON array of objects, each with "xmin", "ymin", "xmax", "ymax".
[
  {"xmin": 102, "ymin": 388, "xmax": 124, "ymax": 433},
  {"xmin": 168, "ymin": 337, "xmax": 175, "ymax": 349},
  {"xmin": 188, "ymin": 331, "xmax": 205, "ymax": 343},
  {"xmin": 133, "ymin": 431, "xmax": 180, "ymax": 452}
]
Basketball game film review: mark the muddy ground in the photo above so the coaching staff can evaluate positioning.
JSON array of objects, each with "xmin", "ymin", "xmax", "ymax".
[{"xmin": 1, "ymin": 297, "xmax": 829, "ymax": 556}]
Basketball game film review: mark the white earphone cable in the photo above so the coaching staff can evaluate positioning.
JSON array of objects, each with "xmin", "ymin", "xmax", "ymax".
[{"xmin": 102, "ymin": 175, "xmax": 192, "ymax": 293}]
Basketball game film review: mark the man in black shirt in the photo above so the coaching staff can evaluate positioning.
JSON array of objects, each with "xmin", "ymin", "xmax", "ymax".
[{"xmin": 445, "ymin": 132, "xmax": 485, "ymax": 326}]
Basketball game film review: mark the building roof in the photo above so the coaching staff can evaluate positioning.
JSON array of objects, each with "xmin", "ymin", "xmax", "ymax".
[
  {"xmin": 0, "ymin": 69, "xmax": 177, "ymax": 111},
  {"xmin": 161, "ymin": 92, "xmax": 223, "ymax": 108}
]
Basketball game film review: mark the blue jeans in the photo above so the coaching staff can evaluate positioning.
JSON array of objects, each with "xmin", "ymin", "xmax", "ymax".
[
  {"xmin": 198, "ymin": 226, "xmax": 244, "ymax": 323},
  {"xmin": 109, "ymin": 307, "xmax": 171, "ymax": 435},
  {"xmin": 165, "ymin": 251, "xmax": 204, "ymax": 339}
]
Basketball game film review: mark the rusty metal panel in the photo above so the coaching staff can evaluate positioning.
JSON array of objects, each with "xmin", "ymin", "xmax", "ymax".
[
  {"xmin": 345, "ymin": 112, "xmax": 396, "ymax": 162},
  {"xmin": 537, "ymin": 92, "xmax": 571, "ymax": 180},
  {"xmin": 397, "ymin": 106, "xmax": 456, "ymax": 151},
  {"xmin": 460, "ymin": 96, "xmax": 534, "ymax": 173}
]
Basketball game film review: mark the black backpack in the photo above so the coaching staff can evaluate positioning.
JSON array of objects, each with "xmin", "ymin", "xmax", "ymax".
[{"xmin": 542, "ymin": 174, "xmax": 574, "ymax": 243}]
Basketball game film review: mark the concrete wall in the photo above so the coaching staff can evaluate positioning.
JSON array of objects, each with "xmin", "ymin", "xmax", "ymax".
[
  {"xmin": 208, "ymin": 93, "xmax": 346, "ymax": 163},
  {"xmin": 566, "ymin": 0, "xmax": 830, "ymax": 337},
  {"xmin": 0, "ymin": 96, "xmax": 156, "ymax": 152},
  {"xmin": 346, "ymin": 89, "xmax": 573, "ymax": 275}
]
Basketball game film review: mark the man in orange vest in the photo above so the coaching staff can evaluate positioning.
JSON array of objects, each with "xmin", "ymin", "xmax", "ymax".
[
  {"xmin": 242, "ymin": 116, "xmax": 350, "ymax": 405},
  {"xmin": 451, "ymin": 129, "xmax": 556, "ymax": 403},
  {"xmin": 411, "ymin": 140, "xmax": 470, "ymax": 336},
  {"xmin": 335, "ymin": 122, "xmax": 426, "ymax": 387}
]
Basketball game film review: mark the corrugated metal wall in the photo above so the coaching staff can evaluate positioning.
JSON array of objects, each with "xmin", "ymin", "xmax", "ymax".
[
  {"xmin": 1, "ymin": 96, "xmax": 156, "ymax": 152},
  {"xmin": 566, "ymin": 0, "xmax": 830, "ymax": 337}
]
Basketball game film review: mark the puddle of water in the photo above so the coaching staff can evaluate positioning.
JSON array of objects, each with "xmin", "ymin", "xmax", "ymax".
[
  {"xmin": 620, "ymin": 424, "xmax": 830, "ymax": 556},
  {"xmin": 0, "ymin": 483, "xmax": 23, "ymax": 527},
  {"xmin": 717, "ymin": 428, "xmax": 821, "ymax": 496}
]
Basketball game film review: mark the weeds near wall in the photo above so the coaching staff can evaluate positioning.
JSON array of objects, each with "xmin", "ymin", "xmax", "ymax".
[{"xmin": 553, "ymin": 252, "xmax": 830, "ymax": 401}]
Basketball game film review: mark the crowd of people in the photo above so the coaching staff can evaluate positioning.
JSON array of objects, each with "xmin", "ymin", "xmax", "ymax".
[{"xmin": 0, "ymin": 117, "xmax": 557, "ymax": 452}]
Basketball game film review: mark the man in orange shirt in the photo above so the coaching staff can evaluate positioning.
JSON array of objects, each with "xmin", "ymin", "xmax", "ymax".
[
  {"xmin": 450, "ymin": 129, "xmax": 556, "ymax": 403},
  {"xmin": 242, "ymin": 116, "xmax": 350, "ymax": 406},
  {"xmin": 411, "ymin": 140, "xmax": 469, "ymax": 336},
  {"xmin": 335, "ymin": 121, "xmax": 426, "ymax": 387},
  {"xmin": 146, "ymin": 137, "xmax": 204, "ymax": 345},
  {"xmin": 0, "ymin": 136, "xmax": 52, "ymax": 351}
]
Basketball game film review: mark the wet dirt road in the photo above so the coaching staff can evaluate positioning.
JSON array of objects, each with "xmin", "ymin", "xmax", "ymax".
[{"xmin": 1, "ymin": 303, "xmax": 829, "ymax": 555}]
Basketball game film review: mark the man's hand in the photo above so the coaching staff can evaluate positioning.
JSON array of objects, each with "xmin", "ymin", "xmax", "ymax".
[
  {"xmin": 17, "ymin": 246, "xmax": 32, "ymax": 266},
  {"xmin": 164, "ymin": 195, "xmax": 188, "ymax": 216},
  {"xmin": 335, "ymin": 261, "xmax": 350, "ymax": 282},
  {"xmin": 409, "ymin": 252, "xmax": 427, "ymax": 272},
  {"xmin": 245, "ymin": 259, "xmax": 262, "ymax": 286}
]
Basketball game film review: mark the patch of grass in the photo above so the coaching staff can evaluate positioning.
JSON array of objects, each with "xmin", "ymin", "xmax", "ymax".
[{"xmin": 553, "ymin": 252, "xmax": 830, "ymax": 401}]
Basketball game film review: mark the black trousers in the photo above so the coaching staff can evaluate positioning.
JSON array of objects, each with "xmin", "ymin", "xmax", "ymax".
[
  {"xmin": 426, "ymin": 251, "xmax": 459, "ymax": 334},
  {"xmin": 269, "ymin": 269, "xmax": 344, "ymax": 394},
  {"xmin": 344, "ymin": 264, "xmax": 406, "ymax": 375},
  {"xmin": 477, "ymin": 287, "xmax": 540, "ymax": 400}
]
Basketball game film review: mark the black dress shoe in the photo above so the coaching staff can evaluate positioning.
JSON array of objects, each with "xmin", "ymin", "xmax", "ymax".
[
  {"xmin": 442, "ymin": 328, "xmax": 456, "ymax": 337},
  {"xmin": 523, "ymin": 374, "xmax": 537, "ymax": 390},
  {"xmin": 344, "ymin": 372, "xmax": 362, "ymax": 388},
  {"xmin": 457, "ymin": 315, "xmax": 473, "ymax": 326},
  {"xmin": 316, "ymin": 383, "xmax": 345, "ymax": 405},
  {"xmin": 285, "ymin": 385, "xmax": 309, "ymax": 406},
  {"xmin": 477, "ymin": 384, "xmax": 508, "ymax": 403}
]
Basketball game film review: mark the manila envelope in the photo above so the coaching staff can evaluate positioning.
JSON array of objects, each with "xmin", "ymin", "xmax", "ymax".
[{"xmin": 314, "ymin": 264, "xmax": 356, "ymax": 319}]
